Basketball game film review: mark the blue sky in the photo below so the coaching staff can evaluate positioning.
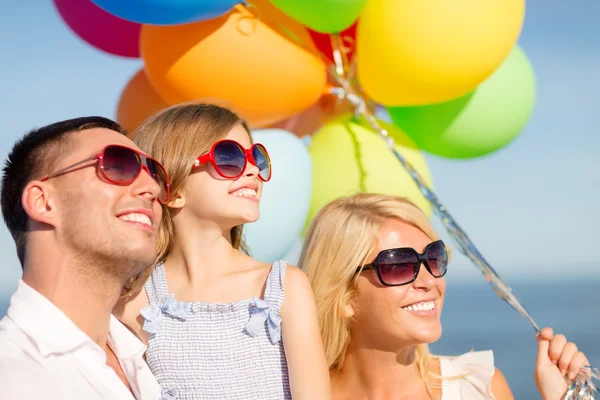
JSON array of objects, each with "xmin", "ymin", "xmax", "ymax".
[{"xmin": 0, "ymin": 0, "xmax": 598, "ymax": 295}]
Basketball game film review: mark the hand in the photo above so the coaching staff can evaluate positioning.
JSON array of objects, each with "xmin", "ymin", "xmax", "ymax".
[{"xmin": 535, "ymin": 327, "xmax": 589, "ymax": 400}]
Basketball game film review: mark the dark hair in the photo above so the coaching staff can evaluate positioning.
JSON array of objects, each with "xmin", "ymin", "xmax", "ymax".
[{"xmin": 1, "ymin": 116, "xmax": 127, "ymax": 267}]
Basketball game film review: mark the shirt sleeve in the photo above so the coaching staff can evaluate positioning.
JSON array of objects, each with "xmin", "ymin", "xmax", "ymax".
[{"xmin": 0, "ymin": 356, "xmax": 65, "ymax": 399}]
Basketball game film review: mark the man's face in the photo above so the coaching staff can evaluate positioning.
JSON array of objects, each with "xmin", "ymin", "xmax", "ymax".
[{"xmin": 47, "ymin": 128, "xmax": 162, "ymax": 281}]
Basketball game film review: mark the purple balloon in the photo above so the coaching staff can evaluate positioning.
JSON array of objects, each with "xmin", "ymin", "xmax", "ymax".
[{"xmin": 53, "ymin": 0, "xmax": 141, "ymax": 58}]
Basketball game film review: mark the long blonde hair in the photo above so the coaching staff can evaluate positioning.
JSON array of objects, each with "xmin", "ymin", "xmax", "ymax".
[
  {"xmin": 124, "ymin": 103, "xmax": 251, "ymax": 296},
  {"xmin": 299, "ymin": 193, "xmax": 445, "ymax": 394}
]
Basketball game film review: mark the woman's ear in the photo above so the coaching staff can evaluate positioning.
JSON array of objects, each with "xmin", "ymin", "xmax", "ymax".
[{"xmin": 344, "ymin": 297, "xmax": 355, "ymax": 318}]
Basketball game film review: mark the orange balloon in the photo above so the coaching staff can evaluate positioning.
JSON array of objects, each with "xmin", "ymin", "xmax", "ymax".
[
  {"xmin": 270, "ymin": 91, "xmax": 353, "ymax": 137},
  {"xmin": 140, "ymin": 0, "xmax": 327, "ymax": 128},
  {"xmin": 116, "ymin": 69, "xmax": 168, "ymax": 133}
]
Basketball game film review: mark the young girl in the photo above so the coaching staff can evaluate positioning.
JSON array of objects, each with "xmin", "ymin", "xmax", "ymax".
[
  {"xmin": 299, "ymin": 192, "xmax": 589, "ymax": 400},
  {"xmin": 115, "ymin": 103, "xmax": 330, "ymax": 400}
]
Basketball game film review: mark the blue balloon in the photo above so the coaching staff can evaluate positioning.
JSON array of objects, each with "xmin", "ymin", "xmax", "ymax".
[
  {"xmin": 244, "ymin": 129, "xmax": 312, "ymax": 264},
  {"xmin": 91, "ymin": 0, "xmax": 242, "ymax": 25}
]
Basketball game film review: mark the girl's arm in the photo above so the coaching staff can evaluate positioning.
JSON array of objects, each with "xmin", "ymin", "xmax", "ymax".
[
  {"xmin": 281, "ymin": 266, "xmax": 332, "ymax": 400},
  {"xmin": 113, "ymin": 288, "xmax": 150, "ymax": 345}
]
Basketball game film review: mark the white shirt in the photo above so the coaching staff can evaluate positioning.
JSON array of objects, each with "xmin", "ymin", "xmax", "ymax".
[
  {"xmin": 0, "ymin": 280, "xmax": 162, "ymax": 399},
  {"xmin": 440, "ymin": 350, "xmax": 496, "ymax": 399}
]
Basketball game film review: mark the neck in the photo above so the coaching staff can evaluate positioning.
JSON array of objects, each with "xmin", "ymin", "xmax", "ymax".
[
  {"xmin": 22, "ymin": 248, "xmax": 123, "ymax": 350},
  {"xmin": 166, "ymin": 215, "xmax": 238, "ymax": 283},
  {"xmin": 333, "ymin": 339, "xmax": 427, "ymax": 399}
]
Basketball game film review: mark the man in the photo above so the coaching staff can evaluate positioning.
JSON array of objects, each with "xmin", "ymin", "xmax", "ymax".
[{"xmin": 0, "ymin": 117, "xmax": 169, "ymax": 399}]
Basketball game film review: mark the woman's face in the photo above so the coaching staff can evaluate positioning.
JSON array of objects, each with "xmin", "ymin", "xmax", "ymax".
[
  {"xmin": 349, "ymin": 219, "xmax": 446, "ymax": 349},
  {"xmin": 180, "ymin": 124, "xmax": 264, "ymax": 229}
]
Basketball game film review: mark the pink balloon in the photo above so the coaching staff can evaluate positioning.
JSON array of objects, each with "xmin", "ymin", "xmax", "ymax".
[{"xmin": 53, "ymin": 0, "xmax": 141, "ymax": 58}]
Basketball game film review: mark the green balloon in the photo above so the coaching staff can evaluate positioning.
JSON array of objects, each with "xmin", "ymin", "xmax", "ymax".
[
  {"xmin": 387, "ymin": 46, "xmax": 536, "ymax": 159},
  {"xmin": 269, "ymin": 0, "xmax": 367, "ymax": 33},
  {"xmin": 306, "ymin": 115, "xmax": 433, "ymax": 231}
]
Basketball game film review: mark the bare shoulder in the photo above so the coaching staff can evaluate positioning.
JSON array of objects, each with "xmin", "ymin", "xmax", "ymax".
[
  {"xmin": 281, "ymin": 264, "xmax": 315, "ymax": 316},
  {"xmin": 283, "ymin": 263, "xmax": 311, "ymax": 288},
  {"xmin": 113, "ymin": 288, "xmax": 150, "ymax": 344},
  {"xmin": 490, "ymin": 367, "xmax": 515, "ymax": 400}
]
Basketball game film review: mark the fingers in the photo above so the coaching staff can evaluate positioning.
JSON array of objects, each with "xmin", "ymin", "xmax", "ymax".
[
  {"xmin": 536, "ymin": 327, "xmax": 553, "ymax": 364},
  {"xmin": 542, "ymin": 328, "xmax": 590, "ymax": 381},
  {"xmin": 566, "ymin": 351, "xmax": 588, "ymax": 381},
  {"xmin": 557, "ymin": 342, "xmax": 577, "ymax": 375},
  {"xmin": 548, "ymin": 334, "xmax": 567, "ymax": 365}
]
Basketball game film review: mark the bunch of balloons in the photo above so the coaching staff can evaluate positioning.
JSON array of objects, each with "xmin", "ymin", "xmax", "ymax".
[{"xmin": 54, "ymin": 0, "xmax": 535, "ymax": 262}]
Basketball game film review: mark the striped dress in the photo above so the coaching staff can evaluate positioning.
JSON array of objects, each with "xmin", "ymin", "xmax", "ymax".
[{"xmin": 141, "ymin": 260, "xmax": 291, "ymax": 400}]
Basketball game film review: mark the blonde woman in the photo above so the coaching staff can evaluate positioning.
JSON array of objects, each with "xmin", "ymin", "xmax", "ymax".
[
  {"xmin": 299, "ymin": 193, "xmax": 589, "ymax": 400},
  {"xmin": 114, "ymin": 103, "xmax": 330, "ymax": 400}
]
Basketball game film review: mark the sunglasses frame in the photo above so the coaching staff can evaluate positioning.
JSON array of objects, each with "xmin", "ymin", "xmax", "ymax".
[
  {"xmin": 357, "ymin": 240, "xmax": 448, "ymax": 287},
  {"xmin": 192, "ymin": 139, "xmax": 272, "ymax": 182},
  {"xmin": 40, "ymin": 144, "xmax": 171, "ymax": 204}
]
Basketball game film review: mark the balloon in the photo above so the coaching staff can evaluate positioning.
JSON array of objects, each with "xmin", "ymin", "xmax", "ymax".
[
  {"xmin": 244, "ymin": 129, "xmax": 312, "ymax": 263},
  {"xmin": 387, "ymin": 46, "xmax": 536, "ymax": 159},
  {"xmin": 357, "ymin": 0, "xmax": 525, "ymax": 106},
  {"xmin": 141, "ymin": 0, "xmax": 327, "ymax": 128},
  {"xmin": 91, "ymin": 0, "xmax": 240, "ymax": 25},
  {"xmin": 269, "ymin": 91, "xmax": 353, "ymax": 137},
  {"xmin": 282, "ymin": 236, "xmax": 304, "ymax": 266},
  {"xmin": 307, "ymin": 115, "xmax": 433, "ymax": 228},
  {"xmin": 116, "ymin": 70, "xmax": 168, "ymax": 134},
  {"xmin": 308, "ymin": 23, "xmax": 357, "ymax": 63},
  {"xmin": 53, "ymin": 0, "xmax": 141, "ymax": 58},
  {"xmin": 270, "ymin": 0, "xmax": 367, "ymax": 33}
]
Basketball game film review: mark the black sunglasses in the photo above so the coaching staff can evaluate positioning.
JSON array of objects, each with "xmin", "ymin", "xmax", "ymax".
[{"xmin": 356, "ymin": 240, "xmax": 448, "ymax": 286}]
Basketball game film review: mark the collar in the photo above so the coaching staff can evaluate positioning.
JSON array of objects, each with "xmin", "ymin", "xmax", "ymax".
[
  {"xmin": 107, "ymin": 315, "xmax": 147, "ymax": 360},
  {"xmin": 7, "ymin": 280, "xmax": 97, "ymax": 357},
  {"xmin": 7, "ymin": 280, "xmax": 146, "ymax": 360}
]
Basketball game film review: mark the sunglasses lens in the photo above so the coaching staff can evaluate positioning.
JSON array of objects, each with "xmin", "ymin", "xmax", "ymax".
[
  {"xmin": 145, "ymin": 159, "xmax": 170, "ymax": 203},
  {"xmin": 102, "ymin": 145, "xmax": 141, "ymax": 184},
  {"xmin": 425, "ymin": 241, "xmax": 448, "ymax": 277},
  {"xmin": 214, "ymin": 141, "xmax": 246, "ymax": 178},
  {"xmin": 252, "ymin": 144, "xmax": 271, "ymax": 181},
  {"xmin": 377, "ymin": 250, "xmax": 419, "ymax": 285}
]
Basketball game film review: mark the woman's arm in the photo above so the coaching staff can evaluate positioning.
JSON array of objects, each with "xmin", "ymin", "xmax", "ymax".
[
  {"xmin": 491, "ymin": 368, "xmax": 515, "ymax": 400},
  {"xmin": 281, "ymin": 266, "xmax": 332, "ymax": 400}
]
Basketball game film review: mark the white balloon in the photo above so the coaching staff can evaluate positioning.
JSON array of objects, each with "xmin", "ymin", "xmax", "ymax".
[{"xmin": 244, "ymin": 129, "xmax": 312, "ymax": 263}]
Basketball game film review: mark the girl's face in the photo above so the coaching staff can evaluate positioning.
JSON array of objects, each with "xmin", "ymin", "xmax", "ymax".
[
  {"xmin": 349, "ymin": 219, "xmax": 446, "ymax": 349},
  {"xmin": 180, "ymin": 124, "xmax": 264, "ymax": 230}
]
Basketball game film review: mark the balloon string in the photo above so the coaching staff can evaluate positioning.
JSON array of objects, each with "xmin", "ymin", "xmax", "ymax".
[
  {"xmin": 326, "ymin": 31, "xmax": 597, "ymax": 400},
  {"xmin": 236, "ymin": 2, "xmax": 260, "ymax": 36}
]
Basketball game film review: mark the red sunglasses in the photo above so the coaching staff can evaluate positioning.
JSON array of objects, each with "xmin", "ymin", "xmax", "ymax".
[
  {"xmin": 40, "ymin": 144, "xmax": 171, "ymax": 204},
  {"xmin": 192, "ymin": 139, "xmax": 272, "ymax": 182}
]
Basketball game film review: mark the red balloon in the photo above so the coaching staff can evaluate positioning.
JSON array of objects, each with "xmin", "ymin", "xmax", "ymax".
[
  {"xmin": 308, "ymin": 23, "xmax": 357, "ymax": 64},
  {"xmin": 53, "ymin": 0, "xmax": 141, "ymax": 58}
]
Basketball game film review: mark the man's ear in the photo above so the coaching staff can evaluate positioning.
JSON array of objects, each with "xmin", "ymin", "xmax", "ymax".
[{"xmin": 21, "ymin": 181, "xmax": 57, "ymax": 228}]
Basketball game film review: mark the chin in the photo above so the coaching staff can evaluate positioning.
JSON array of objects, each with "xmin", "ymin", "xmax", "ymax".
[{"xmin": 416, "ymin": 326, "xmax": 443, "ymax": 345}]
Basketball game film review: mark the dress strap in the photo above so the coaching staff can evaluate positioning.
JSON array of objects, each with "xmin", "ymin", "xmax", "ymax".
[
  {"xmin": 144, "ymin": 261, "xmax": 169, "ymax": 305},
  {"xmin": 263, "ymin": 260, "xmax": 287, "ymax": 314}
]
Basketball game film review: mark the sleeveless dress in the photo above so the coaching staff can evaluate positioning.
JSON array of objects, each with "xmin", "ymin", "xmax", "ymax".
[
  {"xmin": 141, "ymin": 260, "xmax": 291, "ymax": 400},
  {"xmin": 440, "ymin": 350, "xmax": 496, "ymax": 399}
]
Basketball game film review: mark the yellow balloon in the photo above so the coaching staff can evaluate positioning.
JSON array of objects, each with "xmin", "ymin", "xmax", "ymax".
[
  {"xmin": 307, "ymin": 115, "xmax": 433, "ymax": 229},
  {"xmin": 357, "ymin": 0, "xmax": 525, "ymax": 106}
]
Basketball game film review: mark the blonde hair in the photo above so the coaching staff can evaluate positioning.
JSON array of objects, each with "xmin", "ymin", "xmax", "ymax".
[
  {"xmin": 124, "ymin": 103, "xmax": 251, "ymax": 296},
  {"xmin": 299, "ymin": 193, "xmax": 446, "ymax": 396}
]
